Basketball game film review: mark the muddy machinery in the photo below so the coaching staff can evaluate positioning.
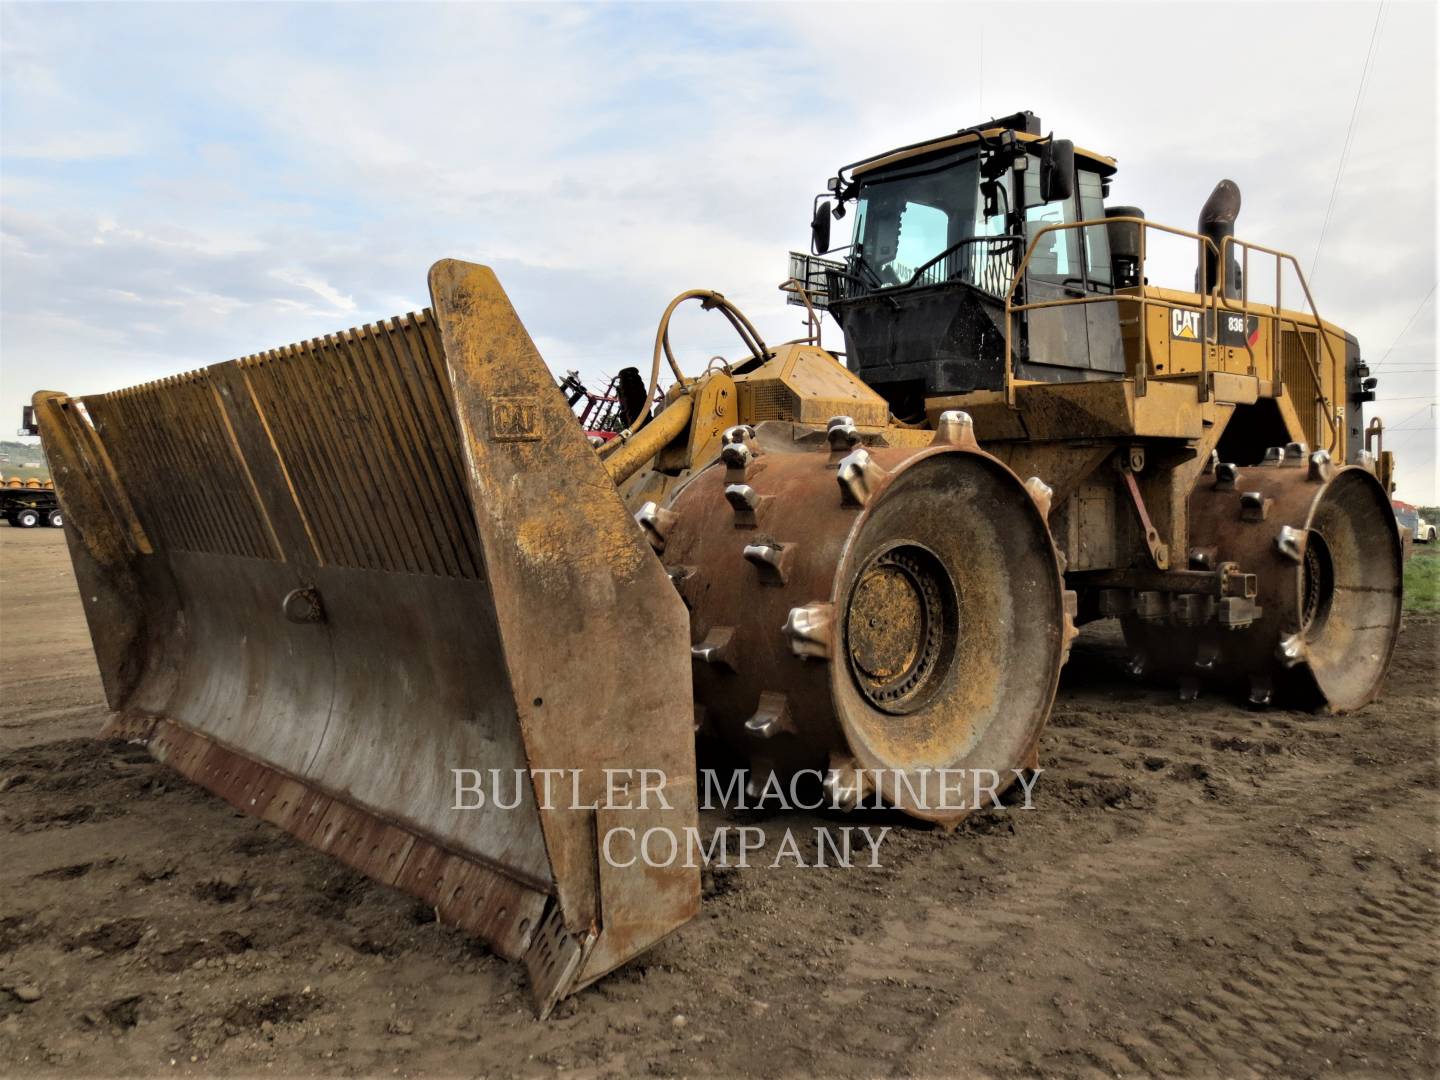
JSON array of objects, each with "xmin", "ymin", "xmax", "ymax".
[{"xmin": 32, "ymin": 111, "xmax": 1402, "ymax": 1014}]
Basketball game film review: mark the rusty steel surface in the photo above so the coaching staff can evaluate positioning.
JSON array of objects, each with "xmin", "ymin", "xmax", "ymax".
[
  {"xmin": 142, "ymin": 718, "xmax": 547, "ymax": 959},
  {"xmin": 1126, "ymin": 446, "xmax": 1402, "ymax": 709},
  {"xmin": 33, "ymin": 260, "xmax": 699, "ymax": 1016},
  {"xmin": 657, "ymin": 416, "xmax": 1069, "ymax": 825}
]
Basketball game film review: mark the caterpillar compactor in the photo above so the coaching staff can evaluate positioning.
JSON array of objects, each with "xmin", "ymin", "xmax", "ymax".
[{"xmin": 32, "ymin": 111, "xmax": 1402, "ymax": 1013}]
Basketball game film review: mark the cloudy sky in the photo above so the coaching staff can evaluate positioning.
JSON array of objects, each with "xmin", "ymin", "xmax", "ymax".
[{"xmin": 2, "ymin": 1, "xmax": 1435, "ymax": 499}]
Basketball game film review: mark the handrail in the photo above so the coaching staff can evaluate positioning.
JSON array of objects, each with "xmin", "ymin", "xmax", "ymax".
[
  {"xmin": 831, "ymin": 234, "xmax": 1021, "ymax": 303},
  {"xmin": 900, "ymin": 233, "xmax": 1024, "ymax": 290},
  {"xmin": 1003, "ymin": 217, "xmax": 1220, "ymax": 406},
  {"xmin": 1000, "ymin": 217, "xmax": 1342, "ymax": 451},
  {"xmin": 779, "ymin": 276, "xmax": 824, "ymax": 346},
  {"xmin": 1216, "ymin": 236, "xmax": 1341, "ymax": 452}
]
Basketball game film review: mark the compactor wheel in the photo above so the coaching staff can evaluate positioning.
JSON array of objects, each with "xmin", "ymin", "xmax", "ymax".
[
  {"xmin": 1163, "ymin": 447, "xmax": 1402, "ymax": 710},
  {"xmin": 656, "ymin": 417, "xmax": 1070, "ymax": 825}
]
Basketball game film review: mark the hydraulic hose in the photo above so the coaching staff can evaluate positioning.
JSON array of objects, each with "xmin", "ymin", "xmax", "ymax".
[{"xmin": 601, "ymin": 290, "xmax": 769, "ymax": 453}]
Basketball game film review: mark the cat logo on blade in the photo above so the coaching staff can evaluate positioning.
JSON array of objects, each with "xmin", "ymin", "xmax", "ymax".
[
  {"xmin": 490, "ymin": 397, "xmax": 542, "ymax": 441},
  {"xmin": 1171, "ymin": 308, "xmax": 1203, "ymax": 340}
]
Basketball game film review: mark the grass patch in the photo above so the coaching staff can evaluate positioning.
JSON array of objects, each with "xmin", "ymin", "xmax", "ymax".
[{"xmin": 1404, "ymin": 545, "xmax": 1440, "ymax": 613}]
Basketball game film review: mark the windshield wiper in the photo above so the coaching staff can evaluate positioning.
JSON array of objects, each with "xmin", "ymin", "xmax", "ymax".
[{"xmin": 849, "ymin": 254, "xmax": 888, "ymax": 289}]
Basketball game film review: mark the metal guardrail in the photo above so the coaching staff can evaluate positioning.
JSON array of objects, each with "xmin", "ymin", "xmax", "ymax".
[
  {"xmin": 823, "ymin": 235, "xmax": 1021, "ymax": 304},
  {"xmin": 785, "ymin": 252, "xmax": 844, "ymax": 309},
  {"xmin": 1004, "ymin": 217, "xmax": 1216, "ymax": 405},
  {"xmin": 1001, "ymin": 218, "xmax": 1341, "ymax": 452},
  {"xmin": 1217, "ymin": 236, "xmax": 1342, "ymax": 451},
  {"xmin": 898, "ymin": 234, "xmax": 1021, "ymax": 297}
]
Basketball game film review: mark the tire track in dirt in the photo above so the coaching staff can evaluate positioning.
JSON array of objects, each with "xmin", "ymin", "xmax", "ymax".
[
  {"xmin": 845, "ymin": 748, "xmax": 1419, "ymax": 975},
  {"xmin": 1061, "ymin": 861, "xmax": 1440, "ymax": 1078},
  {"xmin": 820, "ymin": 695, "xmax": 1435, "ymax": 1078}
]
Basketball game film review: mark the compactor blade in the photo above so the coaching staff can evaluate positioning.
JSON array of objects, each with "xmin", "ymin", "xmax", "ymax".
[{"xmin": 34, "ymin": 260, "xmax": 698, "ymax": 1014}]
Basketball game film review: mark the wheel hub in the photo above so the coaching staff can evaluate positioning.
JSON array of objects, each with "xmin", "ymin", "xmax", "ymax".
[{"xmin": 844, "ymin": 545, "xmax": 957, "ymax": 714}]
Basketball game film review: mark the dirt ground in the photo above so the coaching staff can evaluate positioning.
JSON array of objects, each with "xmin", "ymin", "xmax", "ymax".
[{"xmin": 1, "ymin": 524, "xmax": 1436, "ymax": 1079}]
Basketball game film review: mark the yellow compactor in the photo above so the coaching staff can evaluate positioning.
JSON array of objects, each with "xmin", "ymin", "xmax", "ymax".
[{"xmin": 32, "ymin": 111, "xmax": 1402, "ymax": 1013}]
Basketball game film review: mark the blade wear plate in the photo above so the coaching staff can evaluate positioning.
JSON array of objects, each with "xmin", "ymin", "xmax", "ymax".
[{"xmin": 33, "ymin": 260, "xmax": 700, "ymax": 1015}]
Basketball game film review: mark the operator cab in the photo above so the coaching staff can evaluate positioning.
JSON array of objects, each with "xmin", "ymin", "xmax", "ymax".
[{"xmin": 813, "ymin": 111, "xmax": 1124, "ymax": 418}]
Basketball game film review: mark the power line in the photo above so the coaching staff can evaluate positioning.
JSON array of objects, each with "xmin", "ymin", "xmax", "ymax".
[
  {"xmin": 1371, "ymin": 282, "xmax": 1436, "ymax": 368},
  {"xmin": 1309, "ymin": 1, "xmax": 1386, "ymax": 286},
  {"xmin": 1384, "ymin": 401, "xmax": 1436, "ymax": 430},
  {"xmin": 1381, "ymin": 402, "xmax": 1437, "ymax": 453}
]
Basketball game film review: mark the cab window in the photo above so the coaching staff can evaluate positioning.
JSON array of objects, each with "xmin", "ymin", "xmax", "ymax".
[
  {"xmin": 1024, "ymin": 163, "xmax": 1112, "ymax": 290},
  {"xmin": 1077, "ymin": 169, "xmax": 1111, "ymax": 288},
  {"xmin": 852, "ymin": 154, "xmax": 982, "ymax": 287},
  {"xmin": 1023, "ymin": 168, "xmax": 1077, "ymax": 279}
]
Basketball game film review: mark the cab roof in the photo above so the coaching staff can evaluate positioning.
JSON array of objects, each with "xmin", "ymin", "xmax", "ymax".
[{"xmin": 852, "ymin": 126, "xmax": 1118, "ymax": 179}]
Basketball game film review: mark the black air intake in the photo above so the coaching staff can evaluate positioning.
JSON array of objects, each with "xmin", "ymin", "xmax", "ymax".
[
  {"xmin": 1198, "ymin": 180, "xmax": 1242, "ymax": 298},
  {"xmin": 1105, "ymin": 206, "xmax": 1145, "ymax": 288}
]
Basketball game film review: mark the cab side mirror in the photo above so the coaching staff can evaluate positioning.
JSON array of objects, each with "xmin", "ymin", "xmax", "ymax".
[
  {"xmin": 1040, "ymin": 139, "xmax": 1075, "ymax": 203},
  {"xmin": 811, "ymin": 200, "xmax": 832, "ymax": 255}
]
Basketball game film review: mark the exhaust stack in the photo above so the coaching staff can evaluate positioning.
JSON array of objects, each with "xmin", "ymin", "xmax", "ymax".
[{"xmin": 1197, "ymin": 179, "xmax": 1242, "ymax": 298}]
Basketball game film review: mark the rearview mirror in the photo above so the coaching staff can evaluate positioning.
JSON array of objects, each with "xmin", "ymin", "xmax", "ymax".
[
  {"xmin": 811, "ymin": 201, "xmax": 832, "ymax": 255},
  {"xmin": 1040, "ymin": 139, "xmax": 1075, "ymax": 203}
]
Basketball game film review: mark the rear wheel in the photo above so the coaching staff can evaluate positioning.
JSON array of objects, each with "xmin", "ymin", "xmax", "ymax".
[
  {"xmin": 46, "ymin": 508, "xmax": 63, "ymax": 528},
  {"xmin": 13, "ymin": 508, "xmax": 40, "ymax": 529},
  {"xmin": 1187, "ymin": 454, "xmax": 1401, "ymax": 711}
]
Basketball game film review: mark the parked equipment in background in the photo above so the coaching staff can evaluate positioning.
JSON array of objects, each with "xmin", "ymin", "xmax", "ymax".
[
  {"xmin": 1392, "ymin": 500, "xmax": 1422, "ymax": 558},
  {"xmin": 31, "ymin": 111, "xmax": 1403, "ymax": 1016},
  {"xmin": 1, "ymin": 476, "xmax": 60, "ymax": 528},
  {"xmin": 558, "ymin": 368, "xmax": 645, "ymax": 443}
]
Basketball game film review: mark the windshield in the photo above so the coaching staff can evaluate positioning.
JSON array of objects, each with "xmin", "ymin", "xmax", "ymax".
[{"xmin": 850, "ymin": 153, "xmax": 998, "ymax": 290}]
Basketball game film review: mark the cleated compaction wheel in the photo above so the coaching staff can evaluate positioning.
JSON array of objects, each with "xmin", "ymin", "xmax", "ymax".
[
  {"xmin": 1129, "ymin": 443, "xmax": 1403, "ymax": 711},
  {"xmin": 641, "ymin": 412, "xmax": 1074, "ymax": 826}
]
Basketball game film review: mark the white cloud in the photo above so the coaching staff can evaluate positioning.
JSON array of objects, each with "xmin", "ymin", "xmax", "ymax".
[
  {"xmin": 6, "ymin": 129, "xmax": 143, "ymax": 161},
  {"xmin": 1, "ymin": 1, "xmax": 1435, "ymax": 499},
  {"xmin": 269, "ymin": 269, "xmax": 356, "ymax": 315}
]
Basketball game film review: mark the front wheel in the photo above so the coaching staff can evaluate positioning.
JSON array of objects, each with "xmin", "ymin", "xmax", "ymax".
[
  {"xmin": 13, "ymin": 508, "xmax": 40, "ymax": 529},
  {"xmin": 46, "ymin": 509, "xmax": 63, "ymax": 528}
]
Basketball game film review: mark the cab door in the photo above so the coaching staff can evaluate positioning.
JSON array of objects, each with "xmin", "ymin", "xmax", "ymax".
[{"xmin": 1021, "ymin": 166, "xmax": 1123, "ymax": 378}]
